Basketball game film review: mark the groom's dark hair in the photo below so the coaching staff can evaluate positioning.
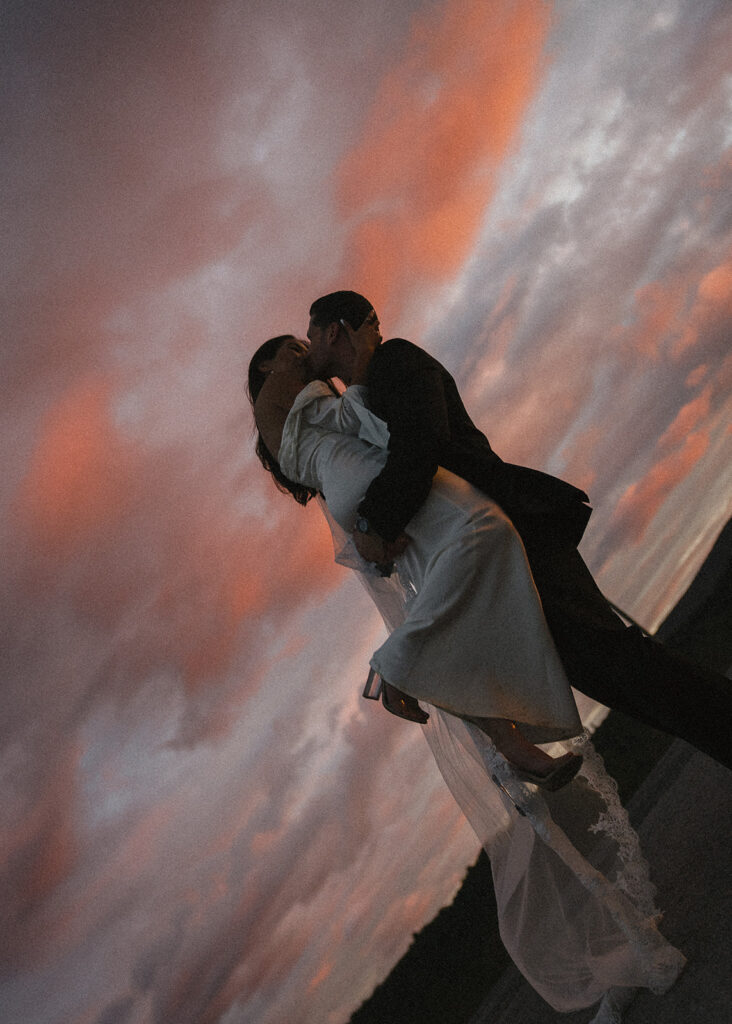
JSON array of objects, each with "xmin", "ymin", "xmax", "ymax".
[{"xmin": 309, "ymin": 290, "xmax": 374, "ymax": 330}]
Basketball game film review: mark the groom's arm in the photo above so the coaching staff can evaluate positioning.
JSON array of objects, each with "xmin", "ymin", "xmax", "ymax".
[{"xmin": 356, "ymin": 340, "xmax": 450, "ymax": 543}]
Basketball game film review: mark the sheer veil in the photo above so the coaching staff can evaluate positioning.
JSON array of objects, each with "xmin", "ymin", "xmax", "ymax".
[{"xmin": 318, "ymin": 498, "xmax": 685, "ymax": 1020}]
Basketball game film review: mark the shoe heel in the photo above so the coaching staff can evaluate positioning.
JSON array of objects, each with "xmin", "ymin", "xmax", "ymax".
[{"xmin": 362, "ymin": 667, "xmax": 383, "ymax": 700}]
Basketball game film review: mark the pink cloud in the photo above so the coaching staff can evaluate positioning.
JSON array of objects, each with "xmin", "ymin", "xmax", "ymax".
[
  {"xmin": 3, "ymin": 3, "xmax": 731, "ymax": 1023},
  {"xmin": 697, "ymin": 258, "xmax": 732, "ymax": 305},
  {"xmin": 658, "ymin": 384, "xmax": 713, "ymax": 452},
  {"xmin": 335, "ymin": 0, "xmax": 551, "ymax": 314},
  {"xmin": 670, "ymin": 253, "xmax": 732, "ymax": 360},
  {"xmin": 623, "ymin": 277, "xmax": 690, "ymax": 361},
  {"xmin": 684, "ymin": 363, "xmax": 708, "ymax": 388},
  {"xmin": 612, "ymin": 429, "xmax": 710, "ymax": 546},
  {"xmin": 14, "ymin": 376, "xmax": 138, "ymax": 555}
]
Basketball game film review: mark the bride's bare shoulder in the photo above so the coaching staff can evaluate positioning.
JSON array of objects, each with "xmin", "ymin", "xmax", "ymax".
[{"xmin": 254, "ymin": 374, "xmax": 305, "ymax": 457}]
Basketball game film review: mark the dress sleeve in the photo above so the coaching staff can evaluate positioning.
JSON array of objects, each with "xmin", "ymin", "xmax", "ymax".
[
  {"xmin": 338, "ymin": 386, "xmax": 390, "ymax": 448},
  {"xmin": 279, "ymin": 380, "xmax": 389, "ymax": 485},
  {"xmin": 290, "ymin": 383, "xmax": 389, "ymax": 444},
  {"xmin": 357, "ymin": 340, "xmax": 447, "ymax": 541},
  {"xmin": 278, "ymin": 381, "xmax": 335, "ymax": 483}
]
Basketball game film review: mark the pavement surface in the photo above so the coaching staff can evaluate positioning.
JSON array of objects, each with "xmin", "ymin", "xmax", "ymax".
[{"xmin": 470, "ymin": 740, "xmax": 732, "ymax": 1024}]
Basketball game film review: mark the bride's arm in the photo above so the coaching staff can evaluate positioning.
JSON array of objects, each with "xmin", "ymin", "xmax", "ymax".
[
  {"xmin": 302, "ymin": 385, "xmax": 389, "ymax": 449},
  {"xmin": 257, "ymin": 378, "xmax": 365, "ymax": 461}
]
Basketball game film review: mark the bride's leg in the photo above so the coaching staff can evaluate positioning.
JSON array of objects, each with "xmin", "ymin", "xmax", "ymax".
[
  {"xmin": 471, "ymin": 717, "xmax": 581, "ymax": 786},
  {"xmin": 472, "ymin": 718, "xmax": 554, "ymax": 773}
]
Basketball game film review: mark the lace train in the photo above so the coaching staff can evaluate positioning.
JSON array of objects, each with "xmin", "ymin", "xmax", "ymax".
[
  {"xmin": 319, "ymin": 498, "xmax": 685, "ymax": 1015},
  {"xmin": 422, "ymin": 711, "xmax": 686, "ymax": 1014}
]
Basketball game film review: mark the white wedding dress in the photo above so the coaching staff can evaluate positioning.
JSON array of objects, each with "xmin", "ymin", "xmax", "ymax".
[
  {"xmin": 280, "ymin": 381, "xmax": 581, "ymax": 741},
  {"xmin": 279, "ymin": 381, "xmax": 686, "ymax": 1020}
]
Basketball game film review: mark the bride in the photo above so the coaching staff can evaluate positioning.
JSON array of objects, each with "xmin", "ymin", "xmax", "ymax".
[
  {"xmin": 247, "ymin": 328, "xmax": 686, "ymax": 1020},
  {"xmin": 250, "ymin": 327, "xmax": 584, "ymax": 788}
]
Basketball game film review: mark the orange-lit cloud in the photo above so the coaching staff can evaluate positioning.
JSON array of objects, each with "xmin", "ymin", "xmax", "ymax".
[
  {"xmin": 174, "ymin": 500, "xmax": 340, "ymax": 698},
  {"xmin": 612, "ymin": 429, "xmax": 710, "ymax": 545},
  {"xmin": 307, "ymin": 960, "xmax": 333, "ymax": 993},
  {"xmin": 658, "ymin": 385, "xmax": 713, "ymax": 452},
  {"xmin": 684, "ymin": 363, "xmax": 708, "ymax": 388},
  {"xmin": 670, "ymin": 253, "xmax": 732, "ymax": 360},
  {"xmin": 697, "ymin": 259, "xmax": 732, "ymax": 305},
  {"xmin": 336, "ymin": 0, "xmax": 551, "ymax": 313},
  {"xmin": 4, "ymin": 3, "xmax": 732, "ymax": 1024},
  {"xmin": 622, "ymin": 276, "xmax": 690, "ymax": 361},
  {"xmin": 14, "ymin": 377, "xmax": 136, "ymax": 554}
]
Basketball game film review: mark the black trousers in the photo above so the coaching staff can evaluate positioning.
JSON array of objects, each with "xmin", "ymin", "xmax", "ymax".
[{"xmin": 525, "ymin": 543, "xmax": 732, "ymax": 771}]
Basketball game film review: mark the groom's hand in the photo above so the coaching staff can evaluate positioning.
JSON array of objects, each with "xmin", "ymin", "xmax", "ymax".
[
  {"xmin": 352, "ymin": 527, "xmax": 410, "ymax": 565},
  {"xmin": 340, "ymin": 310, "xmax": 382, "ymax": 385},
  {"xmin": 340, "ymin": 309, "xmax": 381, "ymax": 353}
]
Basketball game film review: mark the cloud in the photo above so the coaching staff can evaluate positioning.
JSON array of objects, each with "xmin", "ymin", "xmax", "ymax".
[
  {"xmin": 422, "ymin": 0, "xmax": 732, "ymax": 569},
  {"xmin": 1, "ymin": 2, "xmax": 489, "ymax": 1022},
  {"xmin": 658, "ymin": 385, "xmax": 713, "ymax": 452},
  {"xmin": 619, "ymin": 277, "xmax": 691, "ymax": 362},
  {"xmin": 335, "ymin": 0, "xmax": 551, "ymax": 315},
  {"xmin": 0, "ymin": 745, "xmax": 81, "ymax": 969},
  {"xmin": 611, "ymin": 429, "xmax": 710, "ymax": 547},
  {"xmin": 14, "ymin": 376, "xmax": 138, "ymax": 555},
  {"xmin": 3, "ymin": 2, "xmax": 732, "ymax": 1023}
]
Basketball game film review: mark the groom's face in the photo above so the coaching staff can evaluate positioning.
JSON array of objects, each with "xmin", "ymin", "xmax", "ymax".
[{"xmin": 306, "ymin": 316, "xmax": 334, "ymax": 377}]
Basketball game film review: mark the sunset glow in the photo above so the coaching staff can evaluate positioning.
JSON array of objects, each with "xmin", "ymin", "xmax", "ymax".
[{"xmin": 2, "ymin": 3, "xmax": 731, "ymax": 1024}]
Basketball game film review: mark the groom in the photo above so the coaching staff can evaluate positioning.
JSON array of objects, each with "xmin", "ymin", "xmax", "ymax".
[{"xmin": 305, "ymin": 289, "xmax": 732, "ymax": 770}]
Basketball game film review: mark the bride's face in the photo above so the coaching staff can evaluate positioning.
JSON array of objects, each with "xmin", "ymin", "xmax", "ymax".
[{"xmin": 262, "ymin": 338, "xmax": 312, "ymax": 379}]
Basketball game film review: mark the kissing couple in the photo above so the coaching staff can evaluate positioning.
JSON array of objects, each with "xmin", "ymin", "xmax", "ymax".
[
  {"xmin": 246, "ymin": 289, "xmax": 730, "ymax": 1019},
  {"xmin": 249, "ymin": 289, "xmax": 731, "ymax": 777}
]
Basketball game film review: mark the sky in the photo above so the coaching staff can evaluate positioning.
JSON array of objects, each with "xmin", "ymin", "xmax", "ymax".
[{"xmin": 1, "ymin": 1, "xmax": 731, "ymax": 1022}]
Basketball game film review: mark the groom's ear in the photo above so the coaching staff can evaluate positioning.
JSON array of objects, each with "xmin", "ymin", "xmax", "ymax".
[{"xmin": 325, "ymin": 321, "xmax": 341, "ymax": 345}]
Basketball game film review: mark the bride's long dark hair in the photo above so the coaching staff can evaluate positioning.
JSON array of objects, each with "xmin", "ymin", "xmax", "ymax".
[{"xmin": 247, "ymin": 335, "xmax": 318, "ymax": 506}]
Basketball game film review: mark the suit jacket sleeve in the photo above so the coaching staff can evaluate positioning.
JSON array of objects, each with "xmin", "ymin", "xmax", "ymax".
[{"xmin": 357, "ymin": 340, "xmax": 447, "ymax": 541}]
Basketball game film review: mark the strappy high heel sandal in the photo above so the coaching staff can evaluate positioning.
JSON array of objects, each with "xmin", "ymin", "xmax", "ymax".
[{"xmin": 362, "ymin": 669, "xmax": 429, "ymax": 724}]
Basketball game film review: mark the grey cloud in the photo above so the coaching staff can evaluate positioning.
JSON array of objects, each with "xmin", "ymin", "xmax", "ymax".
[
  {"xmin": 432, "ymin": 0, "xmax": 732, "ymax": 562},
  {"xmin": 4, "ymin": 2, "xmax": 732, "ymax": 1023},
  {"xmin": 94, "ymin": 995, "xmax": 136, "ymax": 1024},
  {"xmin": 117, "ymin": 709, "xmax": 417, "ymax": 1024}
]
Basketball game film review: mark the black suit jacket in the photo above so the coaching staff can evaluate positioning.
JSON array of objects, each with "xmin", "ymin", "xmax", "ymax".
[
  {"xmin": 352, "ymin": 340, "xmax": 732, "ymax": 770},
  {"xmin": 357, "ymin": 338, "xmax": 592, "ymax": 552}
]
